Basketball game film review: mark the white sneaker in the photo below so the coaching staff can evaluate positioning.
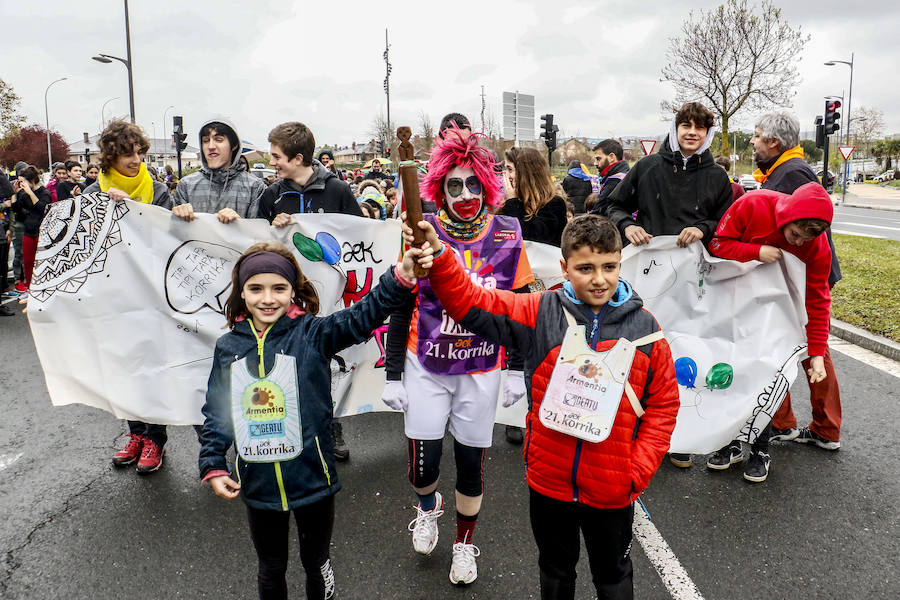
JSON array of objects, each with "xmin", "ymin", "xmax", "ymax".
[
  {"xmin": 408, "ymin": 491, "xmax": 444, "ymax": 555},
  {"xmin": 449, "ymin": 541, "xmax": 480, "ymax": 585},
  {"xmin": 320, "ymin": 558, "xmax": 335, "ymax": 599}
]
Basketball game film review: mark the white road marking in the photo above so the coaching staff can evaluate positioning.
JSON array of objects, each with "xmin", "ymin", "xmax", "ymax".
[
  {"xmin": 0, "ymin": 453, "xmax": 24, "ymax": 472},
  {"xmin": 831, "ymin": 229, "xmax": 886, "ymax": 239},
  {"xmin": 829, "ymin": 335, "xmax": 900, "ymax": 378},
  {"xmin": 634, "ymin": 506, "xmax": 705, "ymax": 599},
  {"xmin": 839, "ymin": 221, "xmax": 900, "ymax": 231}
]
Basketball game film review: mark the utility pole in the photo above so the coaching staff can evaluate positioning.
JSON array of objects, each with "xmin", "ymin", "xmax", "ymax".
[
  {"xmin": 480, "ymin": 85, "xmax": 486, "ymax": 132},
  {"xmin": 383, "ymin": 29, "xmax": 392, "ymax": 141}
]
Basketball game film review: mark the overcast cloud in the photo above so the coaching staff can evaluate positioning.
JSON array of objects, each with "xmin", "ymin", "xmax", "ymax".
[{"xmin": 5, "ymin": 0, "xmax": 900, "ymax": 149}]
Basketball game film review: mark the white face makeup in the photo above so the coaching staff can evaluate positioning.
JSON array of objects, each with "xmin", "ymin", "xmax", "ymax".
[{"xmin": 443, "ymin": 166, "xmax": 484, "ymax": 222}]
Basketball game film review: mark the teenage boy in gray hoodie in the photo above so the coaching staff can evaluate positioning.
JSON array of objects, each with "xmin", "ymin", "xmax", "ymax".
[{"xmin": 172, "ymin": 118, "xmax": 265, "ymax": 223}]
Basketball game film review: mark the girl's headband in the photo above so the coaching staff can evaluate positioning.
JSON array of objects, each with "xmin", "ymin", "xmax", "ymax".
[{"xmin": 238, "ymin": 251, "xmax": 298, "ymax": 291}]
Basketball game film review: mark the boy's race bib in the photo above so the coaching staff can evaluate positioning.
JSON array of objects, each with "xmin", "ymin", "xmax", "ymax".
[
  {"xmin": 231, "ymin": 354, "xmax": 302, "ymax": 463},
  {"xmin": 540, "ymin": 310, "xmax": 663, "ymax": 443}
]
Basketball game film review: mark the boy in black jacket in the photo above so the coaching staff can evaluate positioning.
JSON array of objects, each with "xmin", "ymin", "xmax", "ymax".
[{"xmin": 257, "ymin": 121, "xmax": 362, "ymax": 225}]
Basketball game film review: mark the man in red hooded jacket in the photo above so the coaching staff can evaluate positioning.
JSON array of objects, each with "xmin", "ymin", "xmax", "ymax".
[{"xmin": 708, "ymin": 181, "xmax": 836, "ymax": 482}]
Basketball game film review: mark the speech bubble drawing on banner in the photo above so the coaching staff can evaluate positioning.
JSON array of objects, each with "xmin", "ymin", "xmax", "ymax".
[{"xmin": 164, "ymin": 241, "xmax": 242, "ymax": 314}]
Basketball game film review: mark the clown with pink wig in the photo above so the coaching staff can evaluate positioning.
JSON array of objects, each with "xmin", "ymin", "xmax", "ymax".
[{"xmin": 381, "ymin": 126, "xmax": 534, "ymax": 586}]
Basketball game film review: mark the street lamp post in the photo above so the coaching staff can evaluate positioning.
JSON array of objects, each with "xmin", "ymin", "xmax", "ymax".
[
  {"xmin": 101, "ymin": 96, "xmax": 120, "ymax": 131},
  {"xmin": 825, "ymin": 53, "xmax": 854, "ymax": 204},
  {"xmin": 44, "ymin": 77, "xmax": 68, "ymax": 172},
  {"xmin": 92, "ymin": 0, "xmax": 135, "ymax": 123}
]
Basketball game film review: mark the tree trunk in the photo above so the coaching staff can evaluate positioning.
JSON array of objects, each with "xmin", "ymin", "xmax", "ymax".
[{"xmin": 720, "ymin": 114, "xmax": 731, "ymax": 157}]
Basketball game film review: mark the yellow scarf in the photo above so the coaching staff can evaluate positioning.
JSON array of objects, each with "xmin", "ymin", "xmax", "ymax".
[
  {"xmin": 753, "ymin": 145, "xmax": 805, "ymax": 183},
  {"xmin": 98, "ymin": 163, "xmax": 156, "ymax": 204}
]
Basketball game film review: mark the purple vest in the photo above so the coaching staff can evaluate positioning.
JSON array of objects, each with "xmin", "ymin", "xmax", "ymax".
[{"xmin": 416, "ymin": 213, "xmax": 523, "ymax": 375}]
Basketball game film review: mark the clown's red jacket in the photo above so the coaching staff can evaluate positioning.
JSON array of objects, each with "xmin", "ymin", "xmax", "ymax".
[{"xmin": 426, "ymin": 248, "xmax": 679, "ymax": 509}]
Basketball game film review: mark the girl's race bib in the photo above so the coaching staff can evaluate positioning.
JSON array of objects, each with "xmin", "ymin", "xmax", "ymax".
[{"xmin": 231, "ymin": 354, "xmax": 302, "ymax": 463}]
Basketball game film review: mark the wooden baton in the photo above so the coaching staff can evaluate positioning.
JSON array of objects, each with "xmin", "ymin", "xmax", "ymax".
[{"xmin": 400, "ymin": 163, "xmax": 429, "ymax": 278}]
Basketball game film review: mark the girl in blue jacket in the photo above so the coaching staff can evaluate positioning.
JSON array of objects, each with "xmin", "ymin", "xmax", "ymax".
[{"xmin": 199, "ymin": 239, "xmax": 429, "ymax": 600}]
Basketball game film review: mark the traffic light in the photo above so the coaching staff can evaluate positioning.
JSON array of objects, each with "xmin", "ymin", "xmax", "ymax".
[
  {"xmin": 540, "ymin": 114, "xmax": 559, "ymax": 151},
  {"xmin": 375, "ymin": 139, "xmax": 384, "ymax": 155},
  {"xmin": 172, "ymin": 116, "xmax": 188, "ymax": 152},
  {"xmin": 814, "ymin": 115, "xmax": 825, "ymax": 149},
  {"xmin": 824, "ymin": 100, "xmax": 841, "ymax": 135}
]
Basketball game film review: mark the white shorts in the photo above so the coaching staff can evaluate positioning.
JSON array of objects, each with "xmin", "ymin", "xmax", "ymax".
[{"xmin": 402, "ymin": 350, "xmax": 501, "ymax": 448}]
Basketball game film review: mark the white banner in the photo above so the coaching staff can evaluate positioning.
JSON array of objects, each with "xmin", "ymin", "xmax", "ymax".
[{"xmin": 30, "ymin": 196, "xmax": 807, "ymax": 452}]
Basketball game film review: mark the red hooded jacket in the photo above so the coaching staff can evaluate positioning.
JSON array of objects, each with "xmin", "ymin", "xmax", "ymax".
[{"xmin": 708, "ymin": 182, "xmax": 833, "ymax": 357}]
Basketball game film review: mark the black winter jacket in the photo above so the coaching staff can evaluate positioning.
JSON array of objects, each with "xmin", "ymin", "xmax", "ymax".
[
  {"xmin": 199, "ymin": 268, "xmax": 415, "ymax": 511},
  {"xmin": 257, "ymin": 161, "xmax": 362, "ymax": 222},
  {"xmin": 562, "ymin": 175, "xmax": 592, "ymax": 214},
  {"xmin": 760, "ymin": 156, "xmax": 842, "ymax": 285},
  {"xmin": 591, "ymin": 160, "xmax": 630, "ymax": 216},
  {"xmin": 606, "ymin": 138, "xmax": 732, "ymax": 245},
  {"xmin": 500, "ymin": 196, "xmax": 568, "ymax": 247},
  {"xmin": 12, "ymin": 187, "xmax": 52, "ymax": 236}
]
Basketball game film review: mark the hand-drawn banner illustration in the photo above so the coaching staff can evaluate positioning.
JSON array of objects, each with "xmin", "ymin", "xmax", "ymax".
[{"xmin": 29, "ymin": 198, "xmax": 807, "ymax": 452}]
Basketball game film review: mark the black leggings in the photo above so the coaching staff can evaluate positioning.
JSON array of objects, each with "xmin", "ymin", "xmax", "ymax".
[
  {"xmin": 529, "ymin": 488, "xmax": 634, "ymax": 600},
  {"xmin": 407, "ymin": 437, "xmax": 485, "ymax": 497},
  {"xmin": 246, "ymin": 496, "xmax": 335, "ymax": 600}
]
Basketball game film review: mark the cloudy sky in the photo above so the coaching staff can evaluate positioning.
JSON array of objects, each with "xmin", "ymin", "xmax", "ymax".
[{"xmin": 5, "ymin": 0, "xmax": 899, "ymax": 150}]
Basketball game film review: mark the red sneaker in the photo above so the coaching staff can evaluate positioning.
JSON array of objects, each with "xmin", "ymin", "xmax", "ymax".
[
  {"xmin": 14, "ymin": 282, "xmax": 27, "ymax": 292},
  {"xmin": 112, "ymin": 434, "xmax": 144, "ymax": 467},
  {"xmin": 136, "ymin": 439, "xmax": 165, "ymax": 474}
]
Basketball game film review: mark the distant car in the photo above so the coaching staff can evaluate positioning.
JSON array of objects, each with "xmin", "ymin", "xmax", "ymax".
[
  {"xmin": 738, "ymin": 174, "xmax": 759, "ymax": 191},
  {"xmin": 250, "ymin": 167, "xmax": 276, "ymax": 180},
  {"xmin": 816, "ymin": 170, "xmax": 836, "ymax": 188},
  {"xmin": 875, "ymin": 170, "xmax": 895, "ymax": 182},
  {"xmin": 252, "ymin": 163, "xmax": 266, "ymax": 169}
]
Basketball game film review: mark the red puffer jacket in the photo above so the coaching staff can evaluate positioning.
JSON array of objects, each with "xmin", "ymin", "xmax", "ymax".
[{"xmin": 427, "ymin": 249, "xmax": 679, "ymax": 509}]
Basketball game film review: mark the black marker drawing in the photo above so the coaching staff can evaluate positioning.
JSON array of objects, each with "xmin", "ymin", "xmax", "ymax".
[
  {"xmin": 738, "ymin": 345, "xmax": 806, "ymax": 443},
  {"xmin": 642, "ymin": 259, "xmax": 660, "ymax": 275},
  {"xmin": 30, "ymin": 192, "xmax": 129, "ymax": 303},
  {"xmin": 164, "ymin": 241, "xmax": 242, "ymax": 314}
]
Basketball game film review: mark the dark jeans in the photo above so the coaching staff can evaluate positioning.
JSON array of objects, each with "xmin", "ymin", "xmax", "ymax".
[
  {"xmin": 1, "ymin": 239, "xmax": 9, "ymax": 291},
  {"xmin": 246, "ymin": 496, "xmax": 335, "ymax": 600},
  {"xmin": 126, "ymin": 421, "xmax": 167, "ymax": 448},
  {"xmin": 529, "ymin": 488, "xmax": 634, "ymax": 600},
  {"xmin": 11, "ymin": 221, "xmax": 24, "ymax": 282}
]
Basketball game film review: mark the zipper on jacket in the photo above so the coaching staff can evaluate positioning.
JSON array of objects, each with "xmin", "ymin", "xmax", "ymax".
[
  {"xmin": 571, "ymin": 439, "xmax": 583, "ymax": 502},
  {"xmin": 255, "ymin": 323, "xmax": 289, "ymax": 511},
  {"xmin": 314, "ymin": 436, "xmax": 332, "ymax": 486}
]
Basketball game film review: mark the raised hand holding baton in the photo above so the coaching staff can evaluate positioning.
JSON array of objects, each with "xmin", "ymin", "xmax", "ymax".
[{"xmin": 400, "ymin": 163, "xmax": 429, "ymax": 278}]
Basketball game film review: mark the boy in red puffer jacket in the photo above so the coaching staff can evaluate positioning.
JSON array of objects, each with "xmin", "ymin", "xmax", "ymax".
[{"xmin": 405, "ymin": 213, "xmax": 679, "ymax": 600}]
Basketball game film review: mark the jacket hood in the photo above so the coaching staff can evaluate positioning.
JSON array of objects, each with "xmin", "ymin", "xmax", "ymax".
[
  {"xmin": 561, "ymin": 278, "xmax": 641, "ymax": 320},
  {"xmin": 774, "ymin": 182, "xmax": 833, "ymax": 228},
  {"xmin": 666, "ymin": 118, "xmax": 716, "ymax": 166},
  {"xmin": 566, "ymin": 165, "xmax": 592, "ymax": 181},
  {"xmin": 198, "ymin": 116, "xmax": 244, "ymax": 175}
]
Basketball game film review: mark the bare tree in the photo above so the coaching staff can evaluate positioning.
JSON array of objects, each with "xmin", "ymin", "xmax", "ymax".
[
  {"xmin": 661, "ymin": 0, "xmax": 809, "ymax": 155},
  {"xmin": 367, "ymin": 110, "xmax": 393, "ymax": 154},
  {"xmin": 0, "ymin": 78, "xmax": 26, "ymax": 138},
  {"xmin": 417, "ymin": 111, "xmax": 434, "ymax": 154},
  {"xmin": 851, "ymin": 106, "xmax": 884, "ymax": 157}
]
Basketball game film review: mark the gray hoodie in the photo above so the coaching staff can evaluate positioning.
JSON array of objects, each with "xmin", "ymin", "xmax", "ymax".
[
  {"xmin": 668, "ymin": 118, "xmax": 717, "ymax": 168},
  {"xmin": 173, "ymin": 117, "xmax": 265, "ymax": 217}
]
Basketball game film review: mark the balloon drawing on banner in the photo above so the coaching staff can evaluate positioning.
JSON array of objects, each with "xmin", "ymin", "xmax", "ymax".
[
  {"xmin": 30, "ymin": 192, "xmax": 128, "ymax": 303},
  {"xmin": 674, "ymin": 357, "xmax": 698, "ymax": 388},
  {"xmin": 705, "ymin": 362, "xmax": 734, "ymax": 390},
  {"xmin": 164, "ymin": 241, "xmax": 242, "ymax": 314},
  {"xmin": 293, "ymin": 231, "xmax": 342, "ymax": 265}
]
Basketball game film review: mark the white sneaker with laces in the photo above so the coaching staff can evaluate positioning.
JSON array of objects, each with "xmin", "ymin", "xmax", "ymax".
[
  {"xmin": 408, "ymin": 491, "xmax": 444, "ymax": 555},
  {"xmin": 449, "ymin": 541, "xmax": 480, "ymax": 585}
]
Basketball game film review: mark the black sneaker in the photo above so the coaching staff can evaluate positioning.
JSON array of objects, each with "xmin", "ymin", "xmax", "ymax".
[
  {"xmin": 794, "ymin": 427, "xmax": 840, "ymax": 450},
  {"xmin": 742, "ymin": 449, "xmax": 770, "ymax": 483},
  {"xmin": 332, "ymin": 420, "xmax": 349, "ymax": 461},
  {"xmin": 0, "ymin": 304, "xmax": 13, "ymax": 316},
  {"xmin": 505, "ymin": 425, "xmax": 524, "ymax": 445},
  {"xmin": 769, "ymin": 427, "xmax": 799, "ymax": 442},
  {"xmin": 706, "ymin": 441, "xmax": 743, "ymax": 470},
  {"xmin": 668, "ymin": 453, "xmax": 692, "ymax": 468}
]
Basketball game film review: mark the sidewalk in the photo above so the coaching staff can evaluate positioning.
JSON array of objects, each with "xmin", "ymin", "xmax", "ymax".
[{"xmin": 832, "ymin": 183, "xmax": 900, "ymax": 211}]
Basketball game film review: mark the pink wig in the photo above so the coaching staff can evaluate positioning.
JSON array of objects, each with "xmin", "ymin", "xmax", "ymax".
[{"xmin": 422, "ymin": 127, "xmax": 502, "ymax": 211}]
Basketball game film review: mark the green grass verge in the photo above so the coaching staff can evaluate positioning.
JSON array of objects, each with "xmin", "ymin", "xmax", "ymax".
[{"xmin": 831, "ymin": 233, "xmax": 900, "ymax": 342}]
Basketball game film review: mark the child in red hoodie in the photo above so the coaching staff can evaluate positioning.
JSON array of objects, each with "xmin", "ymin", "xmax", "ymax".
[{"xmin": 708, "ymin": 181, "xmax": 836, "ymax": 482}]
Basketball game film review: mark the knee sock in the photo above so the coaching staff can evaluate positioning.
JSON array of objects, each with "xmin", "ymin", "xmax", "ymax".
[
  {"xmin": 456, "ymin": 511, "xmax": 478, "ymax": 544},
  {"xmin": 416, "ymin": 491, "xmax": 437, "ymax": 512}
]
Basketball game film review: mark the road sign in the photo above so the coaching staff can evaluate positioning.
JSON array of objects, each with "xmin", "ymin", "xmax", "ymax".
[
  {"xmin": 640, "ymin": 140, "xmax": 657, "ymax": 156},
  {"xmin": 502, "ymin": 91, "xmax": 535, "ymax": 141},
  {"xmin": 838, "ymin": 145, "xmax": 855, "ymax": 161}
]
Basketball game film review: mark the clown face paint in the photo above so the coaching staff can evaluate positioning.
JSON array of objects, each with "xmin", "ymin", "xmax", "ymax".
[{"xmin": 444, "ymin": 166, "xmax": 484, "ymax": 222}]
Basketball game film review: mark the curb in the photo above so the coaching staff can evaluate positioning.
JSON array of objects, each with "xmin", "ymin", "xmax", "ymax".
[
  {"xmin": 830, "ymin": 318, "xmax": 900, "ymax": 362},
  {"xmin": 838, "ymin": 201, "xmax": 900, "ymax": 213}
]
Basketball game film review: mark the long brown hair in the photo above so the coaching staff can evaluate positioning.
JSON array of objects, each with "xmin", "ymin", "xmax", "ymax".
[
  {"xmin": 224, "ymin": 241, "xmax": 320, "ymax": 328},
  {"xmin": 506, "ymin": 146, "xmax": 556, "ymax": 218}
]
